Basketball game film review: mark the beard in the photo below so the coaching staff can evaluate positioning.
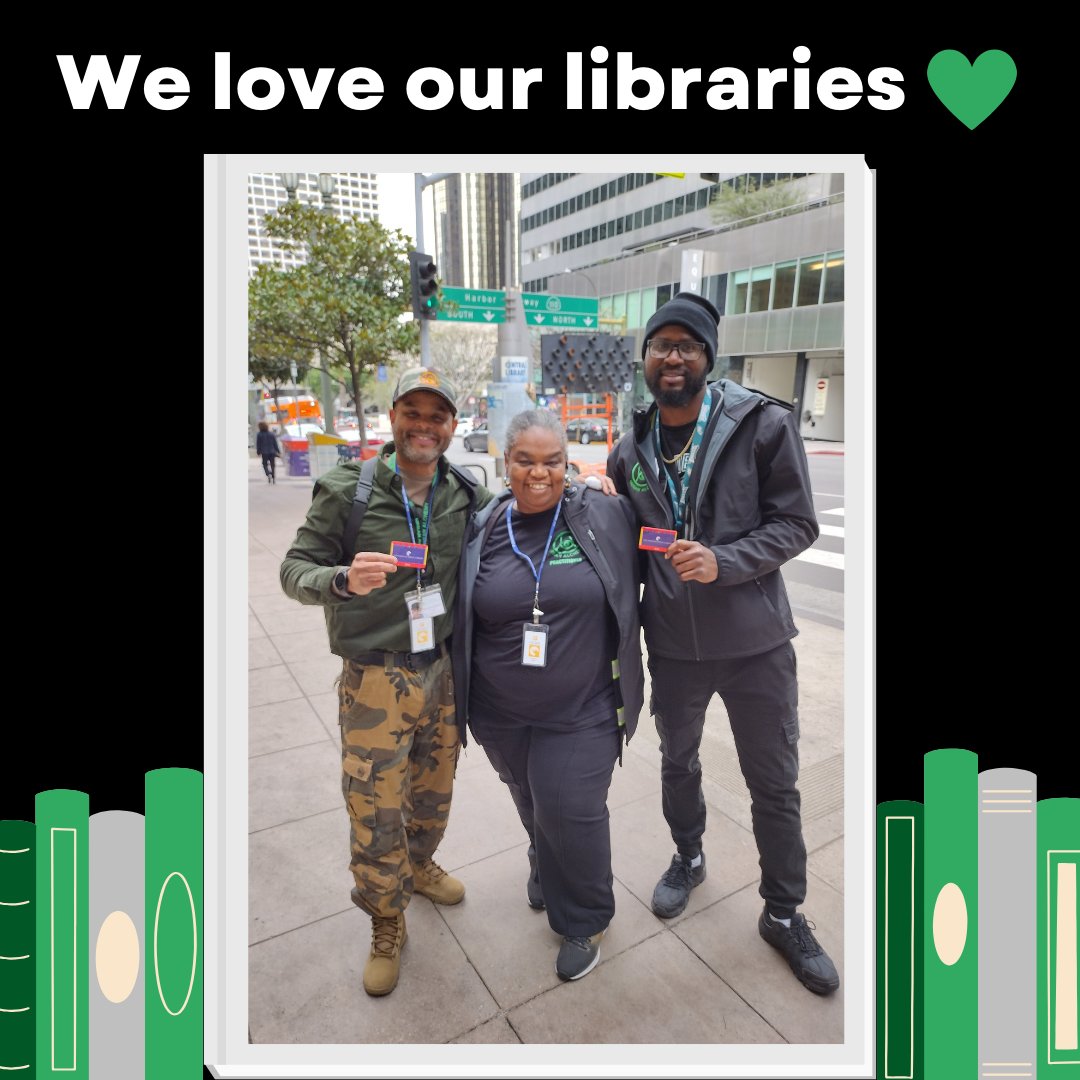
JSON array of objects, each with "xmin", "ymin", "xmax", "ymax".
[{"xmin": 645, "ymin": 366, "xmax": 708, "ymax": 409}]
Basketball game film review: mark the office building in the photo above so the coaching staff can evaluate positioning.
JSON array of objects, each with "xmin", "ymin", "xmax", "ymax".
[
  {"xmin": 519, "ymin": 171, "xmax": 845, "ymax": 441},
  {"xmin": 247, "ymin": 172, "xmax": 379, "ymax": 273},
  {"xmin": 430, "ymin": 174, "xmax": 520, "ymax": 291}
]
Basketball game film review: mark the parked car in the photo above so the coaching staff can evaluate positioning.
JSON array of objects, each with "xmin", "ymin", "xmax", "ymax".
[
  {"xmin": 565, "ymin": 418, "xmax": 609, "ymax": 445},
  {"xmin": 463, "ymin": 423, "xmax": 489, "ymax": 453},
  {"xmin": 566, "ymin": 459, "xmax": 607, "ymax": 481},
  {"xmin": 455, "ymin": 416, "xmax": 477, "ymax": 437}
]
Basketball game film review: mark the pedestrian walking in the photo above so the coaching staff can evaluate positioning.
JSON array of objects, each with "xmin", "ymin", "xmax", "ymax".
[
  {"xmin": 607, "ymin": 292, "xmax": 839, "ymax": 994},
  {"xmin": 453, "ymin": 409, "xmax": 643, "ymax": 982},
  {"xmin": 256, "ymin": 421, "xmax": 281, "ymax": 483},
  {"xmin": 279, "ymin": 367, "xmax": 494, "ymax": 997}
]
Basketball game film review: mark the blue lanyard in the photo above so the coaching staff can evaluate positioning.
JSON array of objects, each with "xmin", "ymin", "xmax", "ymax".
[
  {"xmin": 395, "ymin": 455, "xmax": 438, "ymax": 587},
  {"xmin": 653, "ymin": 392, "xmax": 712, "ymax": 533},
  {"xmin": 505, "ymin": 500, "xmax": 562, "ymax": 623}
]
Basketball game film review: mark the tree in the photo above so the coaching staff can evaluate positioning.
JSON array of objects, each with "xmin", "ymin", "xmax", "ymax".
[
  {"xmin": 427, "ymin": 324, "xmax": 497, "ymax": 412},
  {"xmin": 709, "ymin": 176, "xmax": 805, "ymax": 227},
  {"xmin": 248, "ymin": 201, "xmax": 418, "ymax": 447}
]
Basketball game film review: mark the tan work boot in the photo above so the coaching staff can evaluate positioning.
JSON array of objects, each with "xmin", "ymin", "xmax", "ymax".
[
  {"xmin": 363, "ymin": 913, "xmax": 407, "ymax": 997},
  {"xmin": 412, "ymin": 857, "xmax": 465, "ymax": 905}
]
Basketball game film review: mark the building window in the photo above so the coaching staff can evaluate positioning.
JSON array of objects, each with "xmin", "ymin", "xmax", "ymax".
[
  {"xmin": 634, "ymin": 210, "xmax": 643, "ymax": 229},
  {"xmin": 797, "ymin": 255, "xmax": 824, "ymax": 306},
  {"xmin": 729, "ymin": 269, "xmax": 749, "ymax": 315},
  {"xmin": 749, "ymin": 266, "xmax": 772, "ymax": 312},
  {"xmin": 823, "ymin": 251, "xmax": 844, "ymax": 302},
  {"xmin": 773, "ymin": 261, "xmax": 797, "ymax": 309},
  {"xmin": 662, "ymin": 200, "xmax": 673, "ymax": 220}
]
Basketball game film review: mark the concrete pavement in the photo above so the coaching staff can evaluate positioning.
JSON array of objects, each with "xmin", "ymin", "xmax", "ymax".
[{"xmin": 246, "ymin": 448, "xmax": 846, "ymax": 1051}]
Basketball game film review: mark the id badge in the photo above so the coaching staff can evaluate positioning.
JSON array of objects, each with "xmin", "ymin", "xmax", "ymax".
[
  {"xmin": 409, "ymin": 612, "xmax": 435, "ymax": 653},
  {"xmin": 404, "ymin": 584, "xmax": 445, "ymax": 618},
  {"xmin": 521, "ymin": 622, "xmax": 550, "ymax": 667}
]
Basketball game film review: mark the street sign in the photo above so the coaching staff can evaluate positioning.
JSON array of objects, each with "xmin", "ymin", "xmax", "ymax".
[
  {"xmin": 521, "ymin": 292, "xmax": 600, "ymax": 329},
  {"xmin": 498, "ymin": 356, "xmax": 528, "ymax": 383},
  {"xmin": 436, "ymin": 286, "xmax": 505, "ymax": 324}
]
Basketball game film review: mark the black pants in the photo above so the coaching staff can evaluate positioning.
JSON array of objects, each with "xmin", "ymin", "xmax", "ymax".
[
  {"xmin": 261, "ymin": 453, "xmax": 276, "ymax": 480},
  {"xmin": 471, "ymin": 711, "xmax": 619, "ymax": 938},
  {"xmin": 648, "ymin": 641, "xmax": 806, "ymax": 918}
]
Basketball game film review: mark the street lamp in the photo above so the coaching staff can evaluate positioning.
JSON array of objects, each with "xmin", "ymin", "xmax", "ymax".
[
  {"xmin": 561, "ymin": 266, "xmax": 599, "ymax": 299},
  {"xmin": 277, "ymin": 173, "xmax": 339, "ymax": 433}
]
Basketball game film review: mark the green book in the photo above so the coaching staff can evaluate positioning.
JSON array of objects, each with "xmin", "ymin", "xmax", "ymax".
[
  {"xmin": 35, "ymin": 788, "xmax": 90, "ymax": 1079},
  {"xmin": 1037, "ymin": 797, "xmax": 1079, "ymax": 1072},
  {"xmin": 877, "ymin": 800, "xmax": 923, "ymax": 1079},
  {"xmin": 923, "ymin": 749, "xmax": 978, "ymax": 1080},
  {"xmin": 1, "ymin": 819, "xmax": 35, "ymax": 1076},
  {"xmin": 145, "ymin": 768, "xmax": 203, "ymax": 1080}
]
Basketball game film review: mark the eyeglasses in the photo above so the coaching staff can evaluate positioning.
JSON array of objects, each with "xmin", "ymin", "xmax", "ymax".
[{"xmin": 646, "ymin": 339, "xmax": 706, "ymax": 361}]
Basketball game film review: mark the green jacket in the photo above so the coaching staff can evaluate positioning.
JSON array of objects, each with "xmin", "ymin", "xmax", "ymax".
[{"xmin": 280, "ymin": 445, "xmax": 494, "ymax": 656}]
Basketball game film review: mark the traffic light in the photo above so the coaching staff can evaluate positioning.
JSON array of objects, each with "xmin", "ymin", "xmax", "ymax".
[{"xmin": 408, "ymin": 251, "xmax": 440, "ymax": 320}]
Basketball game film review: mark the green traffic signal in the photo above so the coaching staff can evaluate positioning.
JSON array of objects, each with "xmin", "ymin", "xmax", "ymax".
[{"xmin": 409, "ymin": 250, "xmax": 440, "ymax": 321}]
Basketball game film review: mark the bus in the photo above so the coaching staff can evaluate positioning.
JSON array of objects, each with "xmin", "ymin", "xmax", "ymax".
[{"xmin": 259, "ymin": 394, "xmax": 323, "ymax": 428}]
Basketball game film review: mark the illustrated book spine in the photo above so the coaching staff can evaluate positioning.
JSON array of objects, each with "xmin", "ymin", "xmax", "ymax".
[{"xmin": 877, "ymin": 799, "xmax": 923, "ymax": 1079}]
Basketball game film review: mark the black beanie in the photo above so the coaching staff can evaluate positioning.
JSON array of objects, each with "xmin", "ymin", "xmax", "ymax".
[{"xmin": 642, "ymin": 291, "xmax": 720, "ymax": 372}]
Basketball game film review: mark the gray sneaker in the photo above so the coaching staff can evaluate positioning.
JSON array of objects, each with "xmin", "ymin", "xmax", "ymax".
[
  {"xmin": 651, "ymin": 852, "xmax": 706, "ymax": 918},
  {"xmin": 555, "ymin": 930, "xmax": 605, "ymax": 981}
]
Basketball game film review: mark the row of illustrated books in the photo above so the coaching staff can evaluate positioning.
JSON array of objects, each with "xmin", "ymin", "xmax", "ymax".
[
  {"xmin": 1, "ymin": 756, "xmax": 1075, "ymax": 1077},
  {"xmin": 0, "ymin": 769, "xmax": 201, "ymax": 1079},
  {"xmin": 878, "ymin": 749, "xmax": 1078, "ymax": 1078}
]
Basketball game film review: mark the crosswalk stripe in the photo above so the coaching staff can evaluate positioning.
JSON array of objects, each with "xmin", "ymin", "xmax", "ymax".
[
  {"xmin": 795, "ymin": 548, "xmax": 845, "ymax": 570},
  {"xmin": 818, "ymin": 524, "xmax": 844, "ymax": 538},
  {"xmin": 819, "ymin": 507, "xmax": 845, "ymax": 517}
]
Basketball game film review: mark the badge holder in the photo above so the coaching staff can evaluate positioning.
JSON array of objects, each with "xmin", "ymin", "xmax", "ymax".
[{"xmin": 521, "ymin": 622, "xmax": 549, "ymax": 667}]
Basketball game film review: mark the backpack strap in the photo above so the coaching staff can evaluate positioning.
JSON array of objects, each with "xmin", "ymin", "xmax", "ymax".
[
  {"xmin": 338, "ymin": 457, "xmax": 479, "ymax": 563},
  {"xmin": 340, "ymin": 455, "xmax": 379, "ymax": 563}
]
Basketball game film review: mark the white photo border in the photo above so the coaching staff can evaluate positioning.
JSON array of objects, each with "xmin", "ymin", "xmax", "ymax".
[{"xmin": 205, "ymin": 152, "xmax": 874, "ymax": 1078}]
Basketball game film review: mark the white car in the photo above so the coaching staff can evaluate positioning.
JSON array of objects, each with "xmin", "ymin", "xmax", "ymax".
[{"xmin": 455, "ymin": 416, "xmax": 476, "ymax": 437}]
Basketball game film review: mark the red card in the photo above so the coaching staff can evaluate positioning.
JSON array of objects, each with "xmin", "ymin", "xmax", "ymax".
[
  {"xmin": 639, "ymin": 526, "xmax": 677, "ymax": 552},
  {"xmin": 391, "ymin": 541, "xmax": 429, "ymax": 568}
]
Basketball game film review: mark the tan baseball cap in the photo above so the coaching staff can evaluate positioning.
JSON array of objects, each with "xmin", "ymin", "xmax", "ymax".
[{"xmin": 392, "ymin": 367, "xmax": 458, "ymax": 413}]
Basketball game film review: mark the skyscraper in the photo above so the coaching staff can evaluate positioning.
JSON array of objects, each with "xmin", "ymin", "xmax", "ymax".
[
  {"xmin": 429, "ymin": 174, "xmax": 520, "ymax": 291},
  {"xmin": 247, "ymin": 172, "xmax": 379, "ymax": 273}
]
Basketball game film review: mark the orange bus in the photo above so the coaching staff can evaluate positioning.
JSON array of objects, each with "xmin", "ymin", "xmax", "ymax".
[{"xmin": 259, "ymin": 395, "xmax": 323, "ymax": 427}]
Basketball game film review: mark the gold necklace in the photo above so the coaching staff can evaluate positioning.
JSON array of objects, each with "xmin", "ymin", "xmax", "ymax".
[{"xmin": 660, "ymin": 432, "xmax": 693, "ymax": 464}]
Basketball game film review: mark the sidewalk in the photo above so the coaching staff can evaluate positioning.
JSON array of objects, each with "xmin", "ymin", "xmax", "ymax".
[{"xmin": 246, "ymin": 454, "xmax": 845, "ymax": 1048}]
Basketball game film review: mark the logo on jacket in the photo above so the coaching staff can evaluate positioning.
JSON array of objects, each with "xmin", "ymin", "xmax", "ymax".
[
  {"xmin": 630, "ymin": 462, "xmax": 649, "ymax": 492},
  {"xmin": 548, "ymin": 529, "xmax": 583, "ymax": 566}
]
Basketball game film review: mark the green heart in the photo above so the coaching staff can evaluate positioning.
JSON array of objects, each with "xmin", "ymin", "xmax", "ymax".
[{"xmin": 927, "ymin": 49, "xmax": 1017, "ymax": 129}]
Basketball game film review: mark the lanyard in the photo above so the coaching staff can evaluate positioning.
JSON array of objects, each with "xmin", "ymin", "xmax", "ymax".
[
  {"xmin": 394, "ymin": 454, "xmax": 438, "ymax": 588},
  {"xmin": 505, "ymin": 500, "xmax": 562, "ymax": 624},
  {"xmin": 653, "ymin": 392, "xmax": 713, "ymax": 533}
]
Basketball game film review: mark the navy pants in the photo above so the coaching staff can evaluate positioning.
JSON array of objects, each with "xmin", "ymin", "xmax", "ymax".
[
  {"xmin": 471, "ymin": 711, "xmax": 619, "ymax": 938},
  {"xmin": 648, "ymin": 641, "xmax": 807, "ymax": 918}
]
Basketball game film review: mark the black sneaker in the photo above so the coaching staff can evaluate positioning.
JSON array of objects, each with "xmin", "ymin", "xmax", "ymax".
[
  {"xmin": 758, "ymin": 908, "xmax": 840, "ymax": 994},
  {"xmin": 555, "ymin": 931, "xmax": 605, "ymax": 981},
  {"xmin": 526, "ymin": 844, "xmax": 544, "ymax": 910},
  {"xmin": 651, "ymin": 852, "xmax": 706, "ymax": 918}
]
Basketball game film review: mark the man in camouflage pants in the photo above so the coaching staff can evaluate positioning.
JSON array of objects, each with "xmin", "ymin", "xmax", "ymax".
[{"xmin": 281, "ymin": 368, "xmax": 492, "ymax": 996}]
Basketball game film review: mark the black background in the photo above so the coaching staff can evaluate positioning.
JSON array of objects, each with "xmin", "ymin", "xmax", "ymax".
[{"xmin": 18, "ymin": 37, "xmax": 1068, "ymax": 1077}]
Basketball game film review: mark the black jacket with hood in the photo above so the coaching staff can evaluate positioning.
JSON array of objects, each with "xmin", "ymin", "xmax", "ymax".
[{"xmin": 606, "ymin": 379, "xmax": 818, "ymax": 661}]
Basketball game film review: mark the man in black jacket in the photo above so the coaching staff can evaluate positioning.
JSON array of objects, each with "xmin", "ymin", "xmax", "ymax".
[{"xmin": 607, "ymin": 292, "xmax": 839, "ymax": 995}]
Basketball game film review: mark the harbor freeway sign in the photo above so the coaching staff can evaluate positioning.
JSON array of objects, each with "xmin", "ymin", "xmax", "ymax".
[
  {"xmin": 435, "ymin": 286, "xmax": 505, "ymax": 324},
  {"xmin": 521, "ymin": 292, "xmax": 600, "ymax": 329}
]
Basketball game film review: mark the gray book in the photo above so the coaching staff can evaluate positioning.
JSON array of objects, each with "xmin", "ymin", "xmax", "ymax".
[{"xmin": 978, "ymin": 768, "xmax": 1036, "ymax": 1079}]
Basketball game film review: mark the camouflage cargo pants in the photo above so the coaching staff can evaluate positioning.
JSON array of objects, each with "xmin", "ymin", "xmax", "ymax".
[{"xmin": 337, "ymin": 652, "xmax": 459, "ymax": 918}]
